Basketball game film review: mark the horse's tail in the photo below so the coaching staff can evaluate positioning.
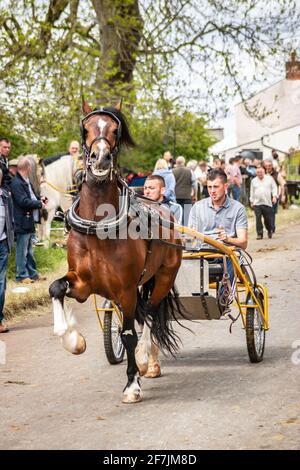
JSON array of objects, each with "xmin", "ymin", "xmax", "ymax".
[{"xmin": 135, "ymin": 277, "xmax": 188, "ymax": 357}]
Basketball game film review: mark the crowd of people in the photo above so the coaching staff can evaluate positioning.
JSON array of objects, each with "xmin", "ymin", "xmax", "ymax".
[
  {"xmin": 0, "ymin": 137, "xmax": 81, "ymax": 333},
  {"xmin": 144, "ymin": 149, "xmax": 287, "ymax": 242}
]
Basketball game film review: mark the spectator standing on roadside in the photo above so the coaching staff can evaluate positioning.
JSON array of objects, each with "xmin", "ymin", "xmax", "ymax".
[
  {"xmin": 0, "ymin": 138, "xmax": 13, "ymax": 192},
  {"xmin": 68, "ymin": 140, "xmax": 80, "ymax": 157},
  {"xmin": 153, "ymin": 159, "xmax": 176, "ymax": 202},
  {"xmin": 250, "ymin": 165, "xmax": 277, "ymax": 240},
  {"xmin": 163, "ymin": 150, "xmax": 174, "ymax": 169},
  {"xmin": 227, "ymin": 155, "xmax": 243, "ymax": 202},
  {"xmin": 271, "ymin": 149, "xmax": 280, "ymax": 171},
  {"xmin": 263, "ymin": 159, "xmax": 286, "ymax": 233},
  {"xmin": 241, "ymin": 158, "xmax": 256, "ymax": 206},
  {"xmin": 195, "ymin": 160, "xmax": 208, "ymax": 198},
  {"xmin": 11, "ymin": 157, "xmax": 47, "ymax": 284},
  {"xmin": 212, "ymin": 157, "xmax": 222, "ymax": 170},
  {"xmin": 186, "ymin": 160, "xmax": 199, "ymax": 201},
  {"xmin": 0, "ymin": 169, "xmax": 14, "ymax": 333},
  {"xmin": 173, "ymin": 156, "xmax": 196, "ymax": 225}
]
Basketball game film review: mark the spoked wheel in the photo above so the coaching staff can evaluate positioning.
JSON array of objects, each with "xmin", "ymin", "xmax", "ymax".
[
  {"xmin": 245, "ymin": 290, "xmax": 266, "ymax": 363},
  {"xmin": 103, "ymin": 301, "xmax": 125, "ymax": 364}
]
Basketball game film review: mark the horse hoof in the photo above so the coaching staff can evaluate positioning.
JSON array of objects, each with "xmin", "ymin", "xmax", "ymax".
[
  {"xmin": 122, "ymin": 393, "xmax": 142, "ymax": 404},
  {"xmin": 61, "ymin": 330, "xmax": 86, "ymax": 355},
  {"xmin": 137, "ymin": 363, "xmax": 148, "ymax": 377},
  {"xmin": 145, "ymin": 363, "xmax": 161, "ymax": 378}
]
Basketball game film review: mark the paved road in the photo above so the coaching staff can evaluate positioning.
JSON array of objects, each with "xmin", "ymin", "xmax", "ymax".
[{"xmin": 1, "ymin": 223, "xmax": 300, "ymax": 450}]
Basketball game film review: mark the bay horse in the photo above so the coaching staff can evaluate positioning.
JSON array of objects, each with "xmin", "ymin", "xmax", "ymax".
[{"xmin": 49, "ymin": 99, "xmax": 184, "ymax": 403}]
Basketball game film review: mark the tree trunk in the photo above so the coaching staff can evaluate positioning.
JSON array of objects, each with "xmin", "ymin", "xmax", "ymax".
[{"xmin": 91, "ymin": 0, "xmax": 144, "ymax": 105}]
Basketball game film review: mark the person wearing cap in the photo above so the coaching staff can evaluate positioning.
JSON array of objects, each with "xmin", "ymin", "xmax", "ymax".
[{"xmin": 8, "ymin": 158, "xmax": 18, "ymax": 177}]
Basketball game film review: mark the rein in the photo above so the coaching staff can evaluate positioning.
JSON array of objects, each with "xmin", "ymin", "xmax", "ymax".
[{"xmin": 40, "ymin": 180, "xmax": 78, "ymax": 195}]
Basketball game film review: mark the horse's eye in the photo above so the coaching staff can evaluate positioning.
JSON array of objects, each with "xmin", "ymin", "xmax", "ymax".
[{"xmin": 113, "ymin": 129, "xmax": 118, "ymax": 136}]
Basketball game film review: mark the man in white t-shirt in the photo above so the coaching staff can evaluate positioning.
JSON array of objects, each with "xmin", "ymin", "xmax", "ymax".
[{"xmin": 250, "ymin": 165, "xmax": 277, "ymax": 240}]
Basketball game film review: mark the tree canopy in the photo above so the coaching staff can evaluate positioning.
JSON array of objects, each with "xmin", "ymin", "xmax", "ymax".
[{"xmin": 0, "ymin": 0, "xmax": 299, "ymax": 162}]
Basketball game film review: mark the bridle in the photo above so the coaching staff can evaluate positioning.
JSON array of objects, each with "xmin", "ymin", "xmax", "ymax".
[{"xmin": 80, "ymin": 109, "xmax": 122, "ymax": 181}]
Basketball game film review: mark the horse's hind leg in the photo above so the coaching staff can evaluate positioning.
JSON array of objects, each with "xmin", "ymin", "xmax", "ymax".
[
  {"xmin": 135, "ymin": 317, "xmax": 162, "ymax": 378},
  {"xmin": 49, "ymin": 271, "xmax": 88, "ymax": 355},
  {"xmin": 145, "ymin": 342, "xmax": 161, "ymax": 378},
  {"xmin": 135, "ymin": 320, "xmax": 152, "ymax": 376}
]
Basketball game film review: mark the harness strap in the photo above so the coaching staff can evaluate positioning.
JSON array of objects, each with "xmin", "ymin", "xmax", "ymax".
[
  {"xmin": 138, "ymin": 239, "xmax": 154, "ymax": 286},
  {"xmin": 218, "ymin": 256, "xmax": 233, "ymax": 311}
]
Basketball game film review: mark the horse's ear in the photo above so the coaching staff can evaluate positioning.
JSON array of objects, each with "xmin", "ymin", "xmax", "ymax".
[
  {"xmin": 114, "ymin": 99, "xmax": 122, "ymax": 111},
  {"xmin": 82, "ymin": 96, "xmax": 92, "ymax": 115}
]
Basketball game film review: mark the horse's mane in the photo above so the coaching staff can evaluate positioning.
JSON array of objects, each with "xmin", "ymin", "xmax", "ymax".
[
  {"xmin": 43, "ymin": 154, "xmax": 75, "ymax": 190},
  {"xmin": 43, "ymin": 153, "xmax": 68, "ymax": 166},
  {"xmin": 100, "ymin": 106, "xmax": 136, "ymax": 148}
]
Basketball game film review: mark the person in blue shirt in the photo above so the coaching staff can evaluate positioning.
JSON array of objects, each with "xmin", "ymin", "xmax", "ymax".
[
  {"xmin": 188, "ymin": 169, "xmax": 248, "ymax": 295},
  {"xmin": 153, "ymin": 159, "xmax": 176, "ymax": 202},
  {"xmin": 143, "ymin": 175, "xmax": 182, "ymax": 223}
]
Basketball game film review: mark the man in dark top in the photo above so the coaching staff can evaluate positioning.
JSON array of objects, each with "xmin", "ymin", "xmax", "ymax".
[
  {"xmin": 173, "ymin": 156, "xmax": 196, "ymax": 225},
  {"xmin": 11, "ymin": 157, "xmax": 47, "ymax": 283},
  {"xmin": 0, "ymin": 168, "xmax": 14, "ymax": 333},
  {"xmin": 0, "ymin": 138, "xmax": 13, "ymax": 192}
]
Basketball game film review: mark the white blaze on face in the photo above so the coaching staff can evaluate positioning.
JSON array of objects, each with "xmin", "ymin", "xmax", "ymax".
[{"xmin": 97, "ymin": 118, "xmax": 108, "ymax": 159}]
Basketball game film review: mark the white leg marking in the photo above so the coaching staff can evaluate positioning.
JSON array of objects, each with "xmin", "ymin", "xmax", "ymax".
[
  {"xmin": 145, "ymin": 342, "xmax": 161, "ymax": 379},
  {"xmin": 135, "ymin": 322, "xmax": 152, "ymax": 376},
  {"xmin": 61, "ymin": 329, "xmax": 86, "ymax": 355},
  {"xmin": 53, "ymin": 298, "xmax": 68, "ymax": 336},
  {"xmin": 53, "ymin": 299, "xmax": 86, "ymax": 354},
  {"xmin": 122, "ymin": 373, "xmax": 142, "ymax": 404}
]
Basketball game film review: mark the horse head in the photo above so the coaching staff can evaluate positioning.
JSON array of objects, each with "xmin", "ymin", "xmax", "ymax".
[{"xmin": 81, "ymin": 98, "xmax": 135, "ymax": 182}]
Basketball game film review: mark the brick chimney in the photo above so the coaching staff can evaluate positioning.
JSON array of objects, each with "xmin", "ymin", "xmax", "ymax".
[{"xmin": 286, "ymin": 51, "xmax": 300, "ymax": 80}]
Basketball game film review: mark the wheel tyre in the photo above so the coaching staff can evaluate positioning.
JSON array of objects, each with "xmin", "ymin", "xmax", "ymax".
[
  {"xmin": 246, "ymin": 290, "xmax": 266, "ymax": 363},
  {"xmin": 103, "ymin": 303, "xmax": 125, "ymax": 364}
]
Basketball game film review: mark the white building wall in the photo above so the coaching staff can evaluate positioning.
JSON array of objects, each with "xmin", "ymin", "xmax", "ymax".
[
  {"xmin": 221, "ymin": 124, "xmax": 300, "ymax": 162},
  {"xmin": 235, "ymin": 79, "xmax": 300, "ymax": 146}
]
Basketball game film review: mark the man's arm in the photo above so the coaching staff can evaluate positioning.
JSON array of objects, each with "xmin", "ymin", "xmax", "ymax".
[
  {"xmin": 217, "ymin": 203, "xmax": 248, "ymax": 250},
  {"xmin": 11, "ymin": 182, "xmax": 42, "ymax": 211},
  {"xmin": 271, "ymin": 177, "xmax": 278, "ymax": 204},
  {"xmin": 217, "ymin": 227, "xmax": 248, "ymax": 250},
  {"xmin": 250, "ymin": 179, "xmax": 254, "ymax": 207},
  {"xmin": 188, "ymin": 202, "xmax": 199, "ymax": 229}
]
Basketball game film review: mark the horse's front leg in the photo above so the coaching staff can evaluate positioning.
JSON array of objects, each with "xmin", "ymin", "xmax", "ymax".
[
  {"xmin": 49, "ymin": 271, "xmax": 89, "ymax": 355},
  {"xmin": 120, "ymin": 294, "xmax": 141, "ymax": 404}
]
